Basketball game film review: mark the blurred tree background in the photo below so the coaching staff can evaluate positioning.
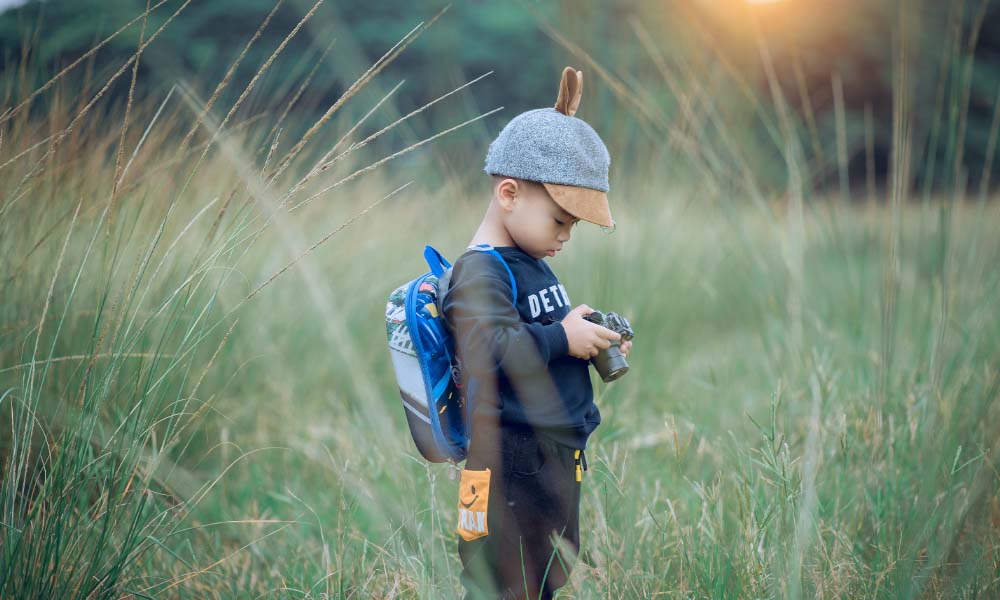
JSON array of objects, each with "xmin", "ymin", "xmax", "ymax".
[{"xmin": 2, "ymin": 0, "xmax": 999, "ymax": 197}]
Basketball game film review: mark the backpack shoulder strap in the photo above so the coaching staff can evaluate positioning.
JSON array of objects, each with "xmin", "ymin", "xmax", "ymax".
[{"xmin": 466, "ymin": 243, "xmax": 517, "ymax": 300}]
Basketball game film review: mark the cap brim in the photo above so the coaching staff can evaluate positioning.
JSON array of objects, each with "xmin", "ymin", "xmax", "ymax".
[{"xmin": 541, "ymin": 182, "xmax": 613, "ymax": 228}]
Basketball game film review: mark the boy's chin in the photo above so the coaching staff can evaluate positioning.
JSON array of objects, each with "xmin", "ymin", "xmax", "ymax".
[{"xmin": 520, "ymin": 244, "xmax": 559, "ymax": 259}]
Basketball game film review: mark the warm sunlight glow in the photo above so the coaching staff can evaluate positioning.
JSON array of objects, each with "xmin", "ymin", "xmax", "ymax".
[{"xmin": 747, "ymin": 0, "xmax": 786, "ymax": 4}]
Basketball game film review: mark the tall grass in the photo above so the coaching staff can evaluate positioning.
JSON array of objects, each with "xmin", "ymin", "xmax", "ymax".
[{"xmin": 2, "ymin": 1, "xmax": 999, "ymax": 598}]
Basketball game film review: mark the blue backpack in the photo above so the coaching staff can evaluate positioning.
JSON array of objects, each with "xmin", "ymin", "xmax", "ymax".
[{"xmin": 385, "ymin": 244, "xmax": 516, "ymax": 463}]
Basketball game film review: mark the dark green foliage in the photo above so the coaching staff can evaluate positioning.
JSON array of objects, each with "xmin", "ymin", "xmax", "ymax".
[{"xmin": 6, "ymin": 0, "xmax": 1000, "ymax": 195}]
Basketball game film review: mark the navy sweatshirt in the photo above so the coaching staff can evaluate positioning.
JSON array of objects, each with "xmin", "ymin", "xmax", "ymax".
[{"xmin": 441, "ymin": 246, "xmax": 599, "ymax": 449}]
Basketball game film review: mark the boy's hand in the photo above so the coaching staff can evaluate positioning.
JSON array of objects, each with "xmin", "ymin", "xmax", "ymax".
[
  {"xmin": 561, "ymin": 304, "xmax": 622, "ymax": 360},
  {"xmin": 620, "ymin": 339, "xmax": 633, "ymax": 357}
]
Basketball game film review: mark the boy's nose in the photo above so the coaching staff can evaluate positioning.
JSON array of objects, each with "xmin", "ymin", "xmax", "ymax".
[{"xmin": 557, "ymin": 230, "xmax": 571, "ymax": 242}]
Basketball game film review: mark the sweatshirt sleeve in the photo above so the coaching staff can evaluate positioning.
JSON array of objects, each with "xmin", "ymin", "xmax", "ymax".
[{"xmin": 442, "ymin": 262, "xmax": 569, "ymax": 380}]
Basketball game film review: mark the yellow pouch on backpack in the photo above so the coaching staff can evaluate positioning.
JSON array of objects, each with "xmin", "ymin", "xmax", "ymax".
[{"xmin": 456, "ymin": 468, "xmax": 490, "ymax": 541}]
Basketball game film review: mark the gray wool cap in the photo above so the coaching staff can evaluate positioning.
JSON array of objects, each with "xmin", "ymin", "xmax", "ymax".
[
  {"xmin": 482, "ymin": 67, "xmax": 614, "ymax": 228},
  {"xmin": 483, "ymin": 107, "xmax": 611, "ymax": 193}
]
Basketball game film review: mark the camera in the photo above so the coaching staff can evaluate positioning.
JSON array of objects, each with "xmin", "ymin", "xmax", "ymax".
[{"xmin": 582, "ymin": 310, "xmax": 635, "ymax": 382}]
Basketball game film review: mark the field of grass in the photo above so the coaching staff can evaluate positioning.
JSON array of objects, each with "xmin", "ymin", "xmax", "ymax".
[{"xmin": 2, "ymin": 7, "xmax": 1000, "ymax": 598}]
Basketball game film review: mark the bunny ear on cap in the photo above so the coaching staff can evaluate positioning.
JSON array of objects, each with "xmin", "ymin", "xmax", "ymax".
[{"xmin": 554, "ymin": 67, "xmax": 583, "ymax": 117}]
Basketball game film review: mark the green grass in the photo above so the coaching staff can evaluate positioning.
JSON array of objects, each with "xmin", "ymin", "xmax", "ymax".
[
  {"xmin": 2, "ymin": 3, "xmax": 1000, "ymax": 598},
  {"xmin": 2, "ymin": 137, "xmax": 997, "ymax": 597}
]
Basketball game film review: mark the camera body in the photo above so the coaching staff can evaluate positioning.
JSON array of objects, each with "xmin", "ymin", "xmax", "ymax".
[{"xmin": 581, "ymin": 310, "xmax": 635, "ymax": 382}]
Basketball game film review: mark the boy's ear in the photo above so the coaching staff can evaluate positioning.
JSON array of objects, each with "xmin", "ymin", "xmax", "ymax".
[{"xmin": 495, "ymin": 178, "xmax": 518, "ymax": 211}]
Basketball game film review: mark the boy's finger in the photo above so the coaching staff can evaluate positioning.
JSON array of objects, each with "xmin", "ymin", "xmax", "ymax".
[
  {"xmin": 584, "ymin": 322, "xmax": 617, "ymax": 339},
  {"xmin": 596, "ymin": 326, "xmax": 621, "ymax": 341}
]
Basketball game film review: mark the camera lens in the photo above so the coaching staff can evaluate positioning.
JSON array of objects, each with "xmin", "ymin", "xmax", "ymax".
[{"xmin": 592, "ymin": 342, "xmax": 629, "ymax": 382}]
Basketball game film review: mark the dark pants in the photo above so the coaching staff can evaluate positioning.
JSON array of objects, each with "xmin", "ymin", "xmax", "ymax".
[{"xmin": 458, "ymin": 426, "xmax": 582, "ymax": 600}]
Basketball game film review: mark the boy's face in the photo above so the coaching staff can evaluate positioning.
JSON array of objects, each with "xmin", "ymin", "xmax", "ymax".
[{"xmin": 496, "ymin": 178, "xmax": 580, "ymax": 260}]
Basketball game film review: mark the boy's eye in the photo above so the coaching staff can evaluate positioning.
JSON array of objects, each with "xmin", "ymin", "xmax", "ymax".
[{"xmin": 554, "ymin": 218, "xmax": 565, "ymax": 226}]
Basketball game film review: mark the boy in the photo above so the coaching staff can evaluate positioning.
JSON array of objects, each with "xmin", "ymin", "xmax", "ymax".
[{"xmin": 441, "ymin": 67, "xmax": 633, "ymax": 599}]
